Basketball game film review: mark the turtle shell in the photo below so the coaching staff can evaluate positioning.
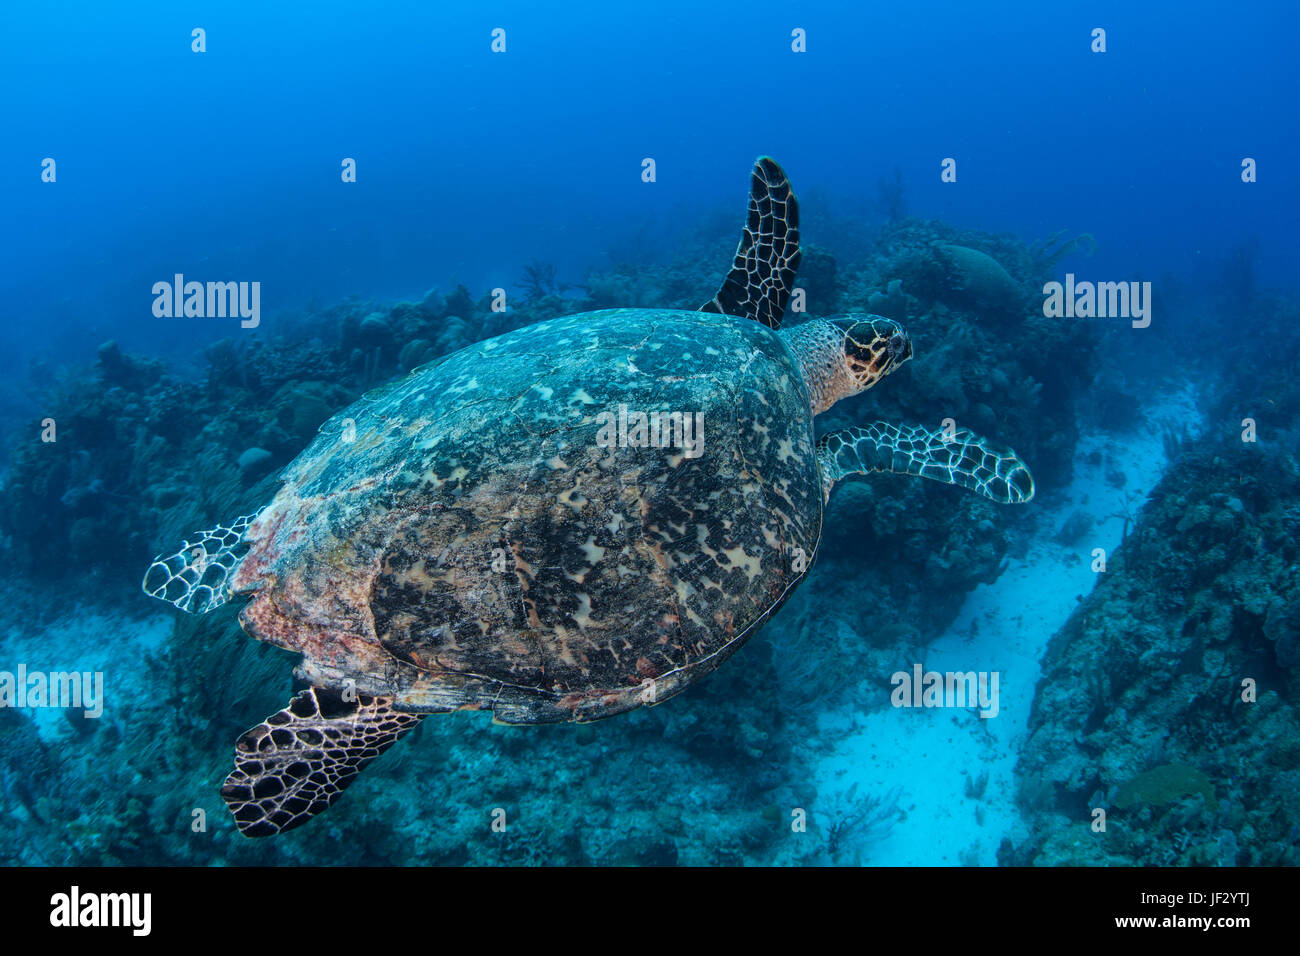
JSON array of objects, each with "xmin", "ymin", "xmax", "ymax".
[{"xmin": 230, "ymin": 308, "xmax": 822, "ymax": 723}]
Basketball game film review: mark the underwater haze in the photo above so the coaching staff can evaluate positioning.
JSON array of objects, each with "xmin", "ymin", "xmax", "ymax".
[{"xmin": 1, "ymin": 0, "xmax": 1298, "ymax": 866}]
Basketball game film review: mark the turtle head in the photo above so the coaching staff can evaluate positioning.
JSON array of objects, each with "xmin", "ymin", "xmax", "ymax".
[
  {"xmin": 782, "ymin": 313, "xmax": 912, "ymax": 414},
  {"xmin": 832, "ymin": 314, "xmax": 912, "ymax": 392}
]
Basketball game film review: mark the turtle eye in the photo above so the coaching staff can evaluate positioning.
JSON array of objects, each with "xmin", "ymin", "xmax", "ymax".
[{"xmin": 887, "ymin": 333, "xmax": 907, "ymax": 361}]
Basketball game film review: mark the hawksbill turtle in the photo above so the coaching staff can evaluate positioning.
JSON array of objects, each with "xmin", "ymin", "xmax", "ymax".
[{"xmin": 143, "ymin": 158, "xmax": 1034, "ymax": 836}]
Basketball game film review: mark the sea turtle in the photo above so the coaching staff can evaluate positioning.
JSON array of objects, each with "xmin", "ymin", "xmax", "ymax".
[{"xmin": 142, "ymin": 158, "xmax": 1034, "ymax": 837}]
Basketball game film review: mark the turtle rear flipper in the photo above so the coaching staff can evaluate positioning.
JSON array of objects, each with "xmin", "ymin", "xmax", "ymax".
[
  {"xmin": 818, "ymin": 422, "xmax": 1035, "ymax": 504},
  {"xmin": 221, "ymin": 688, "xmax": 423, "ymax": 837},
  {"xmin": 141, "ymin": 513, "xmax": 259, "ymax": 614}
]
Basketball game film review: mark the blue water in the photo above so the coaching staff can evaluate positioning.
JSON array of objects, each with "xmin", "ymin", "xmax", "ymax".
[
  {"xmin": 0, "ymin": 1, "xmax": 1296, "ymax": 866},
  {"xmin": 3, "ymin": 1, "xmax": 1294, "ymax": 367}
]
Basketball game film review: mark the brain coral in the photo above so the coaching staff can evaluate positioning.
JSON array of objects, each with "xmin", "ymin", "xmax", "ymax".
[{"xmin": 938, "ymin": 243, "xmax": 1021, "ymax": 311}]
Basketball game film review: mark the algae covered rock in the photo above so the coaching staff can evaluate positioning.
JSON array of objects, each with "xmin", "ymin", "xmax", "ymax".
[
  {"xmin": 1114, "ymin": 764, "xmax": 1218, "ymax": 812},
  {"xmin": 358, "ymin": 312, "xmax": 393, "ymax": 345}
]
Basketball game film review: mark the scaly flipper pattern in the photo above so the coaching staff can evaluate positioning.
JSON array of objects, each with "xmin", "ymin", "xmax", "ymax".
[
  {"xmin": 699, "ymin": 156, "xmax": 801, "ymax": 329},
  {"xmin": 141, "ymin": 513, "xmax": 259, "ymax": 614},
  {"xmin": 818, "ymin": 422, "xmax": 1034, "ymax": 504},
  {"xmin": 221, "ymin": 688, "xmax": 424, "ymax": 837}
]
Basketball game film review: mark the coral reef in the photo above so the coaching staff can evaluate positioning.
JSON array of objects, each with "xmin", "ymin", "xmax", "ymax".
[{"xmin": 1004, "ymin": 427, "xmax": 1300, "ymax": 866}]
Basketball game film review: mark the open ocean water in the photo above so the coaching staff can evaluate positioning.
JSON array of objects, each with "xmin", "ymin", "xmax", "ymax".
[{"xmin": 0, "ymin": 0, "xmax": 1297, "ymax": 902}]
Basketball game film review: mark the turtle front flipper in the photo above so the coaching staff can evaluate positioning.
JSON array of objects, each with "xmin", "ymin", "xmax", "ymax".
[
  {"xmin": 141, "ymin": 513, "xmax": 260, "ymax": 614},
  {"xmin": 221, "ymin": 688, "xmax": 423, "ymax": 837},
  {"xmin": 699, "ymin": 156, "xmax": 801, "ymax": 329},
  {"xmin": 818, "ymin": 422, "xmax": 1035, "ymax": 504}
]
